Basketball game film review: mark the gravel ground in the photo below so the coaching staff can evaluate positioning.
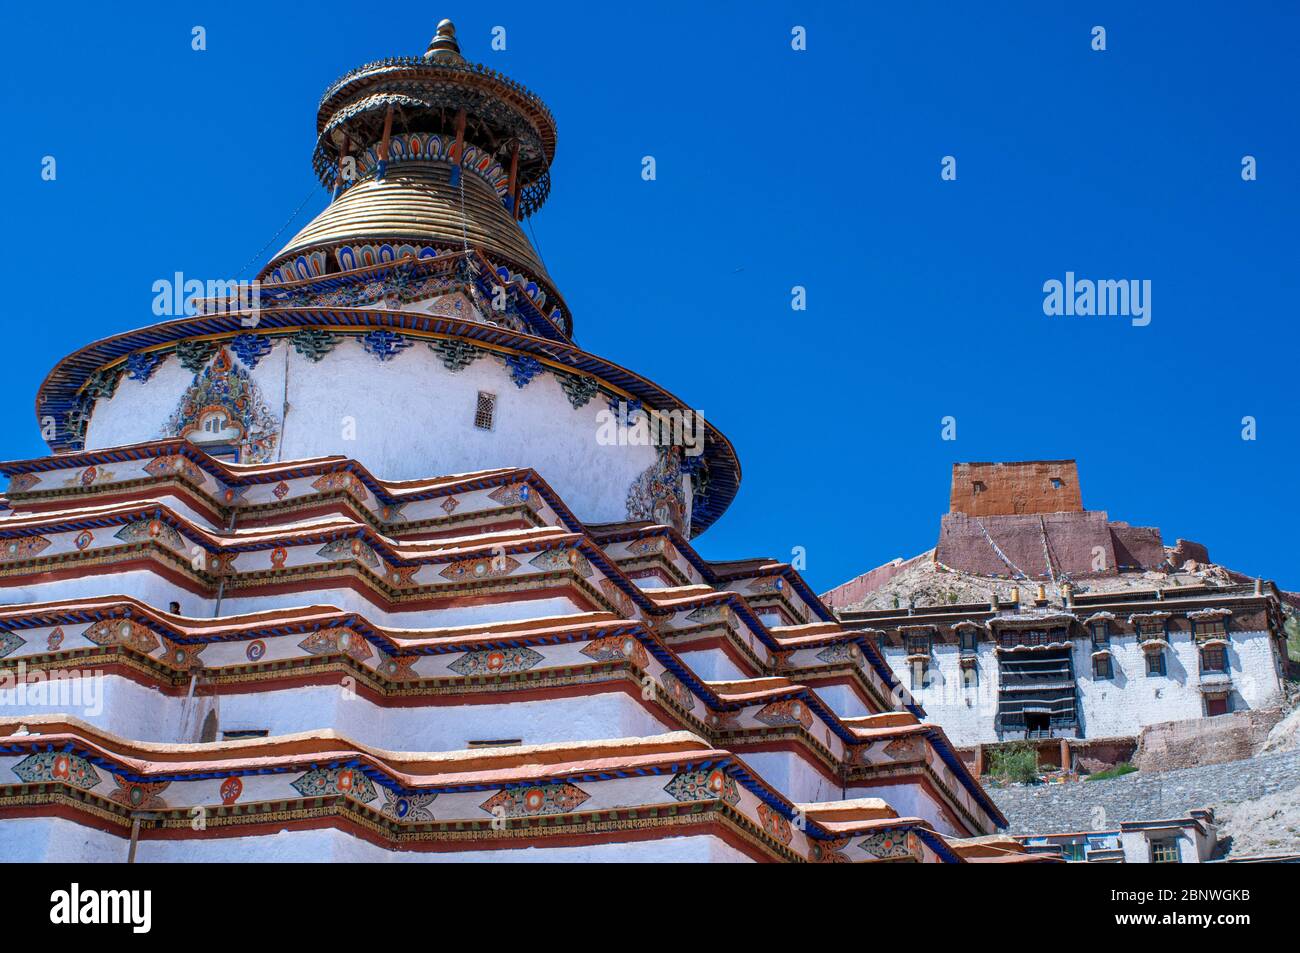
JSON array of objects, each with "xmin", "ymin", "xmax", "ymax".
[{"xmin": 989, "ymin": 749, "xmax": 1300, "ymax": 856}]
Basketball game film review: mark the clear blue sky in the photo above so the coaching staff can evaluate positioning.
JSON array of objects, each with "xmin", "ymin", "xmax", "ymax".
[{"xmin": 3, "ymin": 2, "xmax": 1297, "ymax": 593}]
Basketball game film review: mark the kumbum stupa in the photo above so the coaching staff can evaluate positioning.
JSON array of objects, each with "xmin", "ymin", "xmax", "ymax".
[{"xmin": 0, "ymin": 21, "xmax": 1039, "ymax": 863}]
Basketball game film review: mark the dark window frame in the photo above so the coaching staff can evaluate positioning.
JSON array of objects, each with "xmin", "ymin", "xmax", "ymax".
[
  {"xmin": 474, "ymin": 391, "xmax": 497, "ymax": 431},
  {"xmin": 1199, "ymin": 645, "xmax": 1228, "ymax": 674}
]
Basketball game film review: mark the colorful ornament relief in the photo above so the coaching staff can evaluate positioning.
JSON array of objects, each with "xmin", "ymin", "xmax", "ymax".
[
  {"xmin": 84, "ymin": 618, "xmax": 161, "ymax": 654},
  {"xmin": 663, "ymin": 768, "xmax": 740, "ymax": 806},
  {"xmin": 0, "ymin": 630, "xmax": 27, "ymax": 658},
  {"xmin": 143, "ymin": 454, "xmax": 207, "ymax": 485},
  {"xmin": 62, "ymin": 465, "xmax": 115, "ymax": 488},
  {"xmin": 657, "ymin": 672, "xmax": 696, "ymax": 712},
  {"xmin": 528, "ymin": 547, "xmax": 592, "ymax": 578},
  {"xmin": 753, "ymin": 699, "xmax": 815, "ymax": 730},
  {"xmin": 480, "ymin": 782, "xmax": 590, "ymax": 818},
  {"xmin": 298, "ymin": 627, "xmax": 374, "ymax": 663},
  {"xmin": 439, "ymin": 554, "xmax": 520, "ymax": 582},
  {"xmin": 1, "ymin": 537, "xmax": 51, "ymax": 562},
  {"xmin": 290, "ymin": 767, "xmax": 378, "ymax": 804},
  {"xmin": 756, "ymin": 802, "xmax": 793, "ymax": 846},
  {"xmin": 12, "ymin": 751, "xmax": 102, "ymax": 790},
  {"xmin": 109, "ymin": 777, "xmax": 170, "ymax": 810},
  {"xmin": 316, "ymin": 538, "xmax": 382, "ymax": 569},
  {"xmin": 815, "ymin": 642, "xmax": 863, "ymax": 665},
  {"xmin": 810, "ymin": 838, "xmax": 853, "ymax": 864},
  {"xmin": 160, "ymin": 638, "xmax": 206, "ymax": 669},
  {"xmin": 7, "ymin": 473, "xmax": 41, "ymax": 494},
  {"xmin": 579, "ymin": 635, "xmax": 649, "ymax": 669},
  {"xmin": 114, "ymin": 518, "xmax": 184, "ymax": 550},
  {"xmin": 311, "ymin": 471, "xmax": 369, "ymax": 500},
  {"xmin": 162, "ymin": 348, "xmax": 279, "ymax": 464},
  {"xmin": 350, "ymin": 134, "xmax": 511, "ymax": 195},
  {"xmin": 382, "ymin": 789, "xmax": 437, "ymax": 822},
  {"xmin": 858, "ymin": 829, "xmax": 918, "ymax": 861},
  {"xmin": 448, "ymin": 646, "xmax": 543, "ymax": 676},
  {"xmin": 376, "ymin": 655, "xmax": 419, "ymax": 681},
  {"xmin": 487, "ymin": 482, "xmax": 539, "ymax": 510},
  {"xmin": 626, "ymin": 445, "xmax": 688, "ymax": 535}
]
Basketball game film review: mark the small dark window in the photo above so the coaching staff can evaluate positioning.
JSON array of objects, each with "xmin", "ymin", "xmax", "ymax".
[
  {"xmin": 972, "ymin": 481, "xmax": 986, "ymax": 494},
  {"xmin": 474, "ymin": 391, "xmax": 496, "ymax": 430},
  {"xmin": 1093, "ymin": 654, "xmax": 1112, "ymax": 679},
  {"xmin": 906, "ymin": 633, "xmax": 931, "ymax": 656},
  {"xmin": 1200, "ymin": 646, "xmax": 1227, "ymax": 674},
  {"xmin": 1150, "ymin": 839, "xmax": 1180, "ymax": 863},
  {"xmin": 1024, "ymin": 712, "xmax": 1050, "ymax": 734},
  {"xmin": 1090, "ymin": 623, "xmax": 1109, "ymax": 646},
  {"xmin": 1050, "ymin": 477, "xmax": 1064, "ymax": 489},
  {"xmin": 1194, "ymin": 619, "xmax": 1227, "ymax": 641},
  {"xmin": 1138, "ymin": 620, "xmax": 1165, "ymax": 640},
  {"xmin": 959, "ymin": 629, "xmax": 978, "ymax": 652},
  {"xmin": 222, "ymin": 729, "xmax": 269, "ymax": 740},
  {"xmin": 169, "ymin": 601, "xmax": 181, "ymax": 614},
  {"xmin": 1145, "ymin": 652, "xmax": 1166, "ymax": 677}
]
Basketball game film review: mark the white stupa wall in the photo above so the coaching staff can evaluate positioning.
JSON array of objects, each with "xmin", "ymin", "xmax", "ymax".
[
  {"xmin": 0, "ymin": 675, "xmax": 673, "ymax": 750},
  {"xmin": 84, "ymin": 339, "xmax": 667, "ymax": 528},
  {"xmin": 847, "ymin": 781, "xmax": 963, "ymax": 838},
  {"xmin": 0, "ymin": 817, "xmax": 755, "ymax": 863},
  {"xmin": 0, "ymin": 568, "xmax": 588, "ymax": 630}
]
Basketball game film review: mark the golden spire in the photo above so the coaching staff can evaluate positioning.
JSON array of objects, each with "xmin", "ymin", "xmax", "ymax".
[{"xmin": 424, "ymin": 19, "xmax": 464, "ymax": 63}]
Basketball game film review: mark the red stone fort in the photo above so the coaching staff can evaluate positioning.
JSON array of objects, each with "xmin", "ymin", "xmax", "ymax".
[{"xmin": 938, "ymin": 460, "xmax": 1167, "ymax": 578}]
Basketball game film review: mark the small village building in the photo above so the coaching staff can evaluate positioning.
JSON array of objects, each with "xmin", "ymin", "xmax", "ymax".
[{"xmin": 1017, "ymin": 809, "xmax": 1219, "ymax": 863}]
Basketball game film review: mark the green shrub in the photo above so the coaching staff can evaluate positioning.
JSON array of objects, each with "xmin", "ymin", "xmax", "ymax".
[
  {"xmin": 1285, "ymin": 614, "xmax": 1300, "ymax": 664},
  {"xmin": 1085, "ymin": 762, "xmax": 1137, "ymax": 782},
  {"xmin": 988, "ymin": 742, "xmax": 1039, "ymax": 784}
]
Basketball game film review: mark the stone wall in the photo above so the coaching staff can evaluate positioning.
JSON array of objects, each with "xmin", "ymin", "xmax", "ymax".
[
  {"xmin": 1170, "ymin": 538, "xmax": 1212, "ymax": 567},
  {"xmin": 938, "ymin": 510, "xmax": 1105, "ymax": 577},
  {"xmin": 991, "ymin": 749, "xmax": 1300, "ymax": 838},
  {"xmin": 820, "ymin": 553, "xmax": 931, "ymax": 608},
  {"xmin": 935, "ymin": 510, "xmax": 1166, "ymax": 577},
  {"xmin": 949, "ymin": 461, "xmax": 1083, "ymax": 517},
  {"xmin": 1133, "ymin": 708, "xmax": 1285, "ymax": 772},
  {"xmin": 1109, "ymin": 523, "xmax": 1166, "ymax": 570}
]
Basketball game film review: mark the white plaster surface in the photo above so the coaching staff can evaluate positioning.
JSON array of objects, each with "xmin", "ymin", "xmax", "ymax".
[
  {"xmin": 883, "ymin": 632, "xmax": 1286, "ymax": 746},
  {"xmin": 0, "ymin": 818, "xmax": 753, "ymax": 863},
  {"xmin": 740, "ymin": 750, "xmax": 840, "ymax": 804},
  {"xmin": 0, "ymin": 675, "xmax": 671, "ymax": 749},
  {"xmin": 84, "ymin": 340, "xmax": 662, "ymax": 527}
]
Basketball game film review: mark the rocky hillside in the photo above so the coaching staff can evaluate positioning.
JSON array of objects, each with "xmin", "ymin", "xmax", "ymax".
[{"xmin": 830, "ymin": 546, "xmax": 1253, "ymax": 613}]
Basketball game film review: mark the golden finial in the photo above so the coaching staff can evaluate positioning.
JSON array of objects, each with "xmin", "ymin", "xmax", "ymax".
[{"xmin": 425, "ymin": 19, "xmax": 464, "ymax": 63}]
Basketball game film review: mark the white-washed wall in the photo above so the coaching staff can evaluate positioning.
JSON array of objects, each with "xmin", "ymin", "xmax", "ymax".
[
  {"xmin": 884, "ymin": 631, "xmax": 1285, "ymax": 746},
  {"xmin": 883, "ymin": 643, "xmax": 1000, "ymax": 747},
  {"xmin": 740, "ymin": 750, "xmax": 840, "ymax": 804},
  {"xmin": 846, "ymin": 782, "xmax": 960, "ymax": 838},
  {"xmin": 0, "ymin": 818, "xmax": 754, "ymax": 863},
  {"xmin": 676, "ymin": 648, "xmax": 748, "ymax": 681},
  {"xmin": 84, "ymin": 340, "xmax": 662, "ymax": 527},
  {"xmin": 0, "ymin": 675, "xmax": 671, "ymax": 750}
]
